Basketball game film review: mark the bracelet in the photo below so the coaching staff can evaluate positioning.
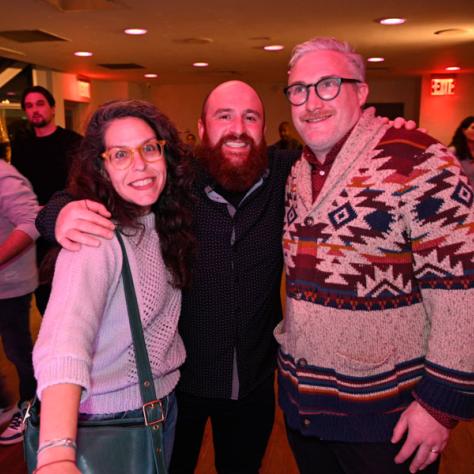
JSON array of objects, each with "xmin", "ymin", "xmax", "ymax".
[
  {"xmin": 33, "ymin": 459, "xmax": 76, "ymax": 473},
  {"xmin": 37, "ymin": 437, "xmax": 77, "ymax": 456}
]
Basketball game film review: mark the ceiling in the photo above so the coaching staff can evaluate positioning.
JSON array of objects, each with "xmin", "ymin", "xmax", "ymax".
[{"xmin": 0, "ymin": 0, "xmax": 473, "ymax": 85}]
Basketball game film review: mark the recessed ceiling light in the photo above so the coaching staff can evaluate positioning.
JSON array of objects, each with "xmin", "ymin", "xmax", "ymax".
[
  {"xmin": 74, "ymin": 51, "xmax": 93, "ymax": 57},
  {"xmin": 367, "ymin": 57, "xmax": 385, "ymax": 63},
  {"xmin": 193, "ymin": 62, "xmax": 208, "ymax": 68},
  {"xmin": 445, "ymin": 66, "xmax": 461, "ymax": 71},
  {"xmin": 263, "ymin": 44, "xmax": 284, "ymax": 51},
  {"xmin": 144, "ymin": 73, "xmax": 158, "ymax": 78},
  {"xmin": 124, "ymin": 28, "xmax": 148, "ymax": 36},
  {"xmin": 377, "ymin": 17, "xmax": 406, "ymax": 25}
]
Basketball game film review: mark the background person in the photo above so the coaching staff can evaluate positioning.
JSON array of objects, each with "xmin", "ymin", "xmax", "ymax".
[
  {"xmin": 270, "ymin": 121, "xmax": 302, "ymax": 151},
  {"xmin": 0, "ymin": 153, "xmax": 39, "ymax": 445},
  {"xmin": 184, "ymin": 132, "xmax": 197, "ymax": 151},
  {"xmin": 449, "ymin": 116, "xmax": 474, "ymax": 187},
  {"xmin": 11, "ymin": 86, "xmax": 82, "ymax": 316},
  {"xmin": 32, "ymin": 99, "xmax": 194, "ymax": 473}
]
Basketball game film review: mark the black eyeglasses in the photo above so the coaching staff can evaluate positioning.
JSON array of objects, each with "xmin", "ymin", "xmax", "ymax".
[{"xmin": 284, "ymin": 76, "xmax": 361, "ymax": 106}]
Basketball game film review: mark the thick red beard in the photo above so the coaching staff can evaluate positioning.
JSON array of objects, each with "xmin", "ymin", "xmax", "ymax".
[{"xmin": 197, "ymin": 133, "xmax": 268, "ymax": 192}]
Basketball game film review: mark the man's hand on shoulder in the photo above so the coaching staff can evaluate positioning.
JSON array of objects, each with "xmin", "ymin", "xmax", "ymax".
[
  {"xmin": 383, "ymin": 116, "xmax": 427, "ymax": 133},
  {"xmin": 392, "ymin": 401, "xmax": 449, "ymax": 473},
  {"xmin": 57, "ymin": 199, "xmax": 115, "ymax": 251}
]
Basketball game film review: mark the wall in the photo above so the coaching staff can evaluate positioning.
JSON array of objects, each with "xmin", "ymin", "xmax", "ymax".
[
  {"xmin": 33, "ymin": 69, "xmax": 152, "ymax": 134},
  {"xmin": 149, "ymin": 77, "xmax": 421, "ymax": 145},
  {"xmin": 366, "ymin": 77, "xmax": 421, "ymax": 121},
  {"xmin": 419, "ymin": 74, "xmax": 474, "ymax": 146},
  {"xmin": 36, "ymin": 70, "xmax": 425, "ymax": 143},
  {"xmin": 75, "ymin": 80, "xmax": 151, "ymax": 133},
  {"xmin": 149, "ymin": 81, "xmax": 292, "ymax": 146}
]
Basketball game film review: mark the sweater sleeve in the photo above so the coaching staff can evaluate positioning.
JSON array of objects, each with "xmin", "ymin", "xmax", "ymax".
[
  {"xmin": 403, "ymin": 136, "xmax": 474, "ymax": 420},
  {"xmin": 33, "ymin": 238, "xmax": 122, "ymax": 401},
  {"xmin": 35, "ymin": 190, "xmax": 73, "ymax": 243},
  {"xmin": 0, "ymin": 164, "xmax": 39, "ymax": 240}
]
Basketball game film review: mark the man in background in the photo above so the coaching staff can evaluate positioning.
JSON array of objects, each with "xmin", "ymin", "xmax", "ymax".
[
  {"xmin": 11, "ymin": 85, "xmax": 81, "ymax": 315},
  {"xmin": 270, "ymin": 121, "xmax": 302, "ymax": 151}
]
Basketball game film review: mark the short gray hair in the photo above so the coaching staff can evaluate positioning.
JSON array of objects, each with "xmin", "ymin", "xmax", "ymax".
[{"xmin": 288, "ymin": 37, "xmax": 366, "ymax": 82}]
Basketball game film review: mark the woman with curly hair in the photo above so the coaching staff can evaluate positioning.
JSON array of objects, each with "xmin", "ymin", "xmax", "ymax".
[
  {"xmin": 32, "ymin": 100, "xmax": 195, "ymax": 474},
  {"xmin": 449, "ymin": 116, "xmax": 474, "ymax": 187}
]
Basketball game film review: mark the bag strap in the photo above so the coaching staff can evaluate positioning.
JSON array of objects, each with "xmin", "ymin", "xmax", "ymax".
[{"xmin": 116, "ymin": 230, "xmax": 168, "ymax": 474}]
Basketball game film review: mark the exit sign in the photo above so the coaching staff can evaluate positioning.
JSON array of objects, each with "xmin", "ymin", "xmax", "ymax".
[{"xmin": 431, "ymin": 78, "xmax": 455, "ymax": 96}]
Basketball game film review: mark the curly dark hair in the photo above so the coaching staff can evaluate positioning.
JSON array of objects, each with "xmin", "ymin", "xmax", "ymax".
[
  {"xmin": 67, "ymin": 99, "xmax": 195, "ymax": 288},
  {"xmin": 449, "ymin": 116, "xmax": 474, "ymax": 161}
]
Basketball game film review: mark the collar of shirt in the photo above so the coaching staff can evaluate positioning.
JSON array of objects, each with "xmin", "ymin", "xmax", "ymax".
[{"xmin": 302, "ymin": 130, "xmax": 352, "ymax": 203}]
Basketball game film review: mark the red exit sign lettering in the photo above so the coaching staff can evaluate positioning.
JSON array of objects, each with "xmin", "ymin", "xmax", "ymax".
[{"xmin": 431, "ymin": 78, "xmax": 455, "ymax": 96}]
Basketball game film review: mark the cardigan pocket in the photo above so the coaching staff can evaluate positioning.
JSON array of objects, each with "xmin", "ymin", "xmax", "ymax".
[
  {"xmin": 333, "ymin": 315, "xmax": 397, "ymax": 378},
  {"xmin": 335, "ymin": 345, "xmax": 396, "ymax": 375}
]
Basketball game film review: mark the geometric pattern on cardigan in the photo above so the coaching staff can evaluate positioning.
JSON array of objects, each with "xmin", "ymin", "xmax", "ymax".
[
  {"xmin": 279, "ymin": 114, "xmax": 474, "ymax": 441},
  {"xmin": 284, "ymin": 130, "xmax": 474, "ymax": 311}
]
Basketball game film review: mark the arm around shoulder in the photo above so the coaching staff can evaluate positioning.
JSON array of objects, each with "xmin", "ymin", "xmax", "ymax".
[
  {"xmin": 36, "ymin": 193, "xmax": 114, "ymax": 251},
  {"xmin": 36, "ymin": 190, "xmax": 74, "ymax": 243}
]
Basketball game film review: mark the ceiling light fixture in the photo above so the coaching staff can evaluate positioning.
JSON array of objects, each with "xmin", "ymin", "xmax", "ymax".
[
  {"xmin": 74, "ymin": 51, "xmax": 93, "ymax": 57},
  {"xmin": 263, "ymin": 45, "xmax": 284, "ymax": 51},
  {"xmin": 124, "ymin": 28, "xmax": 148, "ymax": 36},
  {"xmin": 193, "ymin": 62, "xmax": 208, "ymax": 67},
  {"xmin": 445, "ymin": 66, "xmax": 461, "ymax": 71},
  {"xmin": 367, "ymin": 57, "xmax": 385, "ymax": 62},
  {"xmin": 377, "ymin": 17, "xmax": 406, "ymax": 25},
  {"xmin": 144, "ymin": 73, "xmax": 158, "ymax": 78}
]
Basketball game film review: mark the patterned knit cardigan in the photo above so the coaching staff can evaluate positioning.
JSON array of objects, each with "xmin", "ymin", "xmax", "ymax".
[{"xmin": 275, "ymin": 109, "xmax": 474, "ymax": 442}]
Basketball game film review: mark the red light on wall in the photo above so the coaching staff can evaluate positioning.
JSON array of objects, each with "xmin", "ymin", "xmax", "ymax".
[{"xmin": 431, "ymin": 77, "xmax": 455, "ymax": 96}]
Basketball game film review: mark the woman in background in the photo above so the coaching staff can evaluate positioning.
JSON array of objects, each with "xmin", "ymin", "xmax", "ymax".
[
  {"xmin": 33, "ymin": 99, "xmax": 194, "ymax": 473},
  {"xmin": 449, "ymin": 116, "xmax": 474, "ymax": 187}
]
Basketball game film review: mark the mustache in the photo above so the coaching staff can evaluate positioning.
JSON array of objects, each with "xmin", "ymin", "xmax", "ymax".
[
  {"xmin": 300, "ymin": 110, "xmax": 334, "ymax": 121},
  {"xmin": 217, "ymin": 133, "xmax": 255, "ymax": 147},
  {"xmin": 197, "ymin": 131, "xmax": 268, "ymax": 192}
]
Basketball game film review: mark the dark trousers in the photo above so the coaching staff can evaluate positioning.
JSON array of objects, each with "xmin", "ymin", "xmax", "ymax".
[
  {"xmin": 0, "ymin": 293, "xmax": 36, "ymax": 402},
  {"xmin": 170, "ymin": 376, "xmax": 275, "ymax": 474},
  {"xmin": 286, "ymin": 422, "xmax": 440, "ymax": 474}
]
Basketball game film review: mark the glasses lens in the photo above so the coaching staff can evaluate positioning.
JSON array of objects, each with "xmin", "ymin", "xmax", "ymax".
[
  {"xmin": 286, "ymin": 84, "xmax": 308, "ymax": 105},
  {"xmin": 141, "ymin": 140, "xmax": 163, "ymax": 161},
  {"xmin": 110, "ymin": 148, "xmax": 132, "ymax": 169},
  {"xmin": 317, "ymin": 77, "xmax": 342, "ymax": 100}
]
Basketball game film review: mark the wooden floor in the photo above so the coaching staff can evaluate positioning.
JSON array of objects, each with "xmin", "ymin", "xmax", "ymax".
[{"xmin": 0, "ymin": 305, "xmax": 473, "ymax": 473}]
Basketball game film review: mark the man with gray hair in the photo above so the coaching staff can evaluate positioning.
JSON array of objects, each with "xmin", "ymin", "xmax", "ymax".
[{"xmin": 276, "ymin": 37, "xmax": 474, "ymax": 474}]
